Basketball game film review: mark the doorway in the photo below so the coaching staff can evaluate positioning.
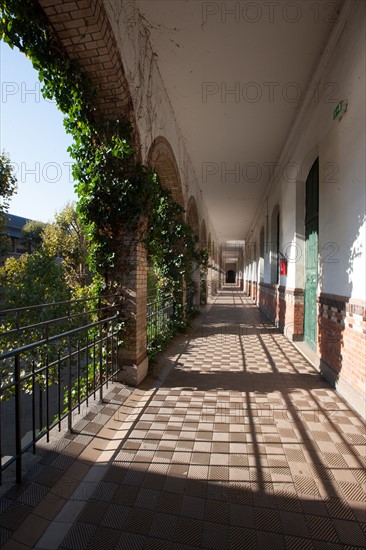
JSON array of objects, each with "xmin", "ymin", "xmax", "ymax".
[
  {"xmin": 304, "ymin": 158, "xmax": 319, "ymax": 349},
  {"xmin": 226, "ymin": 270, "xmax": 235, "ymax": 283}
]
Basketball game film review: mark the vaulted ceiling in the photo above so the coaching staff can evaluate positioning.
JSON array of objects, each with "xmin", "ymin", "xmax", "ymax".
[{"xmin": 138, "ymin": 0, "xmax": 343, "ymax": 242}]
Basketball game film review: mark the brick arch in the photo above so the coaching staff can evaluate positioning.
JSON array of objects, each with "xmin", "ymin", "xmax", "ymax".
[
  {"xmin": 200, "ymin": 219, "xmax": 207, "ymax": 249},
  {"xmin": 38, "ymin": 0, "xmax": 141, "ymax": 154},
  {"xmin": 186, "ymin": 196, "xmax": 200, "ymax": 240},
  {"xmin": 147, "ymin": 137, "xmax": 184, "ymax": 207}
]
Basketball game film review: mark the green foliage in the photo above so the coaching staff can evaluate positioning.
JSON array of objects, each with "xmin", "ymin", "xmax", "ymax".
[
  {"xmin": 68, "ymin": 119, "xmax": 152, "ymax": 274},
  {"xmin": 0, "ymin": 0, "xmax": 95, "ymax": 127},
  {"xmin": 21, "ymin": 219, "xmax": 48, "ymax": 250},
  {"xmin": 0, "ymin": 248, "xmax": 105, "ymax": 400},
  {"xmin": 0, "ymin": 215, "xmax": 11, "ymax": 257},
  {"xmin": 0, "ymin": 150, "xmax": 17, "ymax": 256},
  {"xmin": 0, "ymin": 0, "xmax": 201, "ymax": 369},
  {"xmin": 0, "ymin": 150, "xmax": 17, "ymax": 212},
  {"xmin": 0, "ymin": 250, "xmax": 69, "ymax": 309},
  {"xmin": 147, "ymin": 186, "xmax": 198, "ymax": 291},
  {"xmin": 0, "ymin": 1, "xmax": 199, "ymax": 289},
  {"xmin": 198, "ymin": 248, "xmax": 209, "ymax": 271},
  {"xmin": 0, "ymin": 250, "xmax": 70, "ymax": 395},
  {"xmin": 42, "ymin": 202, "xmax": 89, "ymax": 288}
]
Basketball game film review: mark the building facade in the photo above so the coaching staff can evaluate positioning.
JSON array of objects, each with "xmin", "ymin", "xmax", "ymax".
[
  {"xmin": 33, "ymin": 0, "xmax": 365, "ymax": 417},
  {"xmin": 243, "ymin": 1, "xmax": 365, "ymax": 416}
]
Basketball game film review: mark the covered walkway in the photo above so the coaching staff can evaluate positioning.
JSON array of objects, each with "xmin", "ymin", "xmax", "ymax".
[{"xmin": 1, "ymin": 290, "xmax": 366, "ymax": 549}]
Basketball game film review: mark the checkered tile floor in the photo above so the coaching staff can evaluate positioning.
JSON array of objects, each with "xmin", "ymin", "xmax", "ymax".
[{"xmin": 1, "ymin": 289, "xmax": 365, "ymax": 549}]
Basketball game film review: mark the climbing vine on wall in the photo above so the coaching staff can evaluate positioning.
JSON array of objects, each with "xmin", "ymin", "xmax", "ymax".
[{"xmin": 0, "ymin": 0, "xmax": 201, "ymax": 303}]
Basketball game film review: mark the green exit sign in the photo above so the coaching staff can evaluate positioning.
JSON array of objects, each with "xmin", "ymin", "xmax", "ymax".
[{"xmin": 333, "ymin": 100, "xmax": 347, "ymax": 120}]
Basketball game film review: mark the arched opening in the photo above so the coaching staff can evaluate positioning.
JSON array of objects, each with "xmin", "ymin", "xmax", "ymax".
[
  {"xmin": 252, "ymin": 247, "xmax": 258, "ymax": 302},
  {"xmin": 147, "ymin": 137, "xmax": 184, "ymax": 207},
  {"xmin": 199, "ymin": 220, "xmax": 208, "ymax": 303},
  {"xmin": 226, "ymin": 270, "xmax": 236, "ymax": 283},
  {"xmin": 270, "ymin": 205, "xmax": 280, "ymax": 284},
  {"xmin": 200, "ymin": 219, "xmax": 207, "ymax": 250},
  {"xmin": 304, "ymin": 158, "xmax": 319, "ymax": 350},
  {"xmin": 186, "ymin": 196, "xmax": 200, "ymax": 240},
  {"xmin": 146, "ymin": 137, "xmax": 187, "ymax": 342},
  {"xmin": 259, "ymin": 225, "xmax": 265, "ymax": 282},
  {"xmin": 186, "ymin": 196, "xmax": 200, "ymax": 304},
  {"xmin": 39, "ymin": 0, "xmax": 142, "ymax": 154}
]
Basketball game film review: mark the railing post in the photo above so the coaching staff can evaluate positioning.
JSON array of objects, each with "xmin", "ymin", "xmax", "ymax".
[
  {"xmin": 67, "ymin": 301, "xmax": 72, "ymax": 432},
  {"xmin": 32, "ymin": 360, "xmax": 36, "ymax": 451},
  {"xmin": 46, "ymin": 354, "xmax": 50, "ymax": 443},
  {"xmin": 98, "ymin": 297, "xmax": 103, "ymax": 402},
  {"xmin": 14, "ymin": 354, "xmax": 22, "ymax": 483}
]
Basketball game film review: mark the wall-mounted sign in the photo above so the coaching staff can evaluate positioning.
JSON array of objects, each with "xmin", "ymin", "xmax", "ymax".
[{"xmin": 333, "ymin": 100, "xmax": 347, "ymax": 121}]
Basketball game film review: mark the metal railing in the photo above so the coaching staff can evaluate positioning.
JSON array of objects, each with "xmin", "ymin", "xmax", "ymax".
[
  {"xmin": 0, "ymin": 295, "xmax": 123, "ymax": 483},
  {"xmin": 147, "ymin": 287, "xmax": 196, "ymax": 350},
  {"xmin": 147, "ymin": 292, "xmax": 175, "ymax": 346}
]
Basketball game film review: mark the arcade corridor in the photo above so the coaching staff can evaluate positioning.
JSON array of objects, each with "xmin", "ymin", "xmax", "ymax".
[{"xmin": 1, "ymin": 289, "xmax": 365, "ymax": 549}]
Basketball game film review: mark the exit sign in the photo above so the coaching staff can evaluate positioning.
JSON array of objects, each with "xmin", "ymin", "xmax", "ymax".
[{"xmin": 333, "ymin": 100, "xmax": 347, "ymax": 120}]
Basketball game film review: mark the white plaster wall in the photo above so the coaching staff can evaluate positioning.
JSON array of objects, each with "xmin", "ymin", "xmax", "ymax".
[
  {"xmin": 246, "ymin": 1, "xmax": 365, "ymax": 301},
  {"xmin": 302, "ymin": 0, "xmax": 365, "ymax": 300}
]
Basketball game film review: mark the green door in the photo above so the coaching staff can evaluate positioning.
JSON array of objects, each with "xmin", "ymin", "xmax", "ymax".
[{"xmin": 304, "ymin": 158, "xmax": 319, "ymax": 349}]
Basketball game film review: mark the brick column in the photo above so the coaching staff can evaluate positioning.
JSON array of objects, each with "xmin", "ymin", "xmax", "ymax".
[
  {"xmin": 218, "ymin": 270, "xmax": 223, "ymax": 290},
  {"xmin": 207, "ymin": 267, "xmax": 212, "ymax": 298},
  {"xmin": 117, "ymin": 236, "xmax": 148, "ymax": 386},
  {"xmin": 193, "ymin": 267, "xmax": 201, "ymax": 306}
]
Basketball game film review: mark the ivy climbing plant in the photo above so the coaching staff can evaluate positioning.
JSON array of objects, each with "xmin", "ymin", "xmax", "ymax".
[{"xmin": 0, "ymin": 0, "xmax": 203, "ymax": 323}]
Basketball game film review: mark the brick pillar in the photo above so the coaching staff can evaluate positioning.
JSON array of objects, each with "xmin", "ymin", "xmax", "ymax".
[
  {"xmin": 207, "ymin": 267, "xmax": 212, "ymax": 298},
  {"xmin": 193, "ymin": 267, "xmax": 201, "ymax": 306},
  {"xmin": 219, "ymin": 270, "xmax": 223, "ymax": 290},
  {"xmin": 117, "ymin": 236, "xmax": 148, "ymax": 386}
]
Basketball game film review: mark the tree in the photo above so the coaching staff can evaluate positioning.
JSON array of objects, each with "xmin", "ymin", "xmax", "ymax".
[
  {"xmin": 0, "ymin": 215, "xmax": 11, "ymax": 258},
  {"xmin": 41, "ymin": 203, "xmax": 89, "ymax": 288},
  {"xmin": 0, "ymin": 250, "xmax": 70, "ymax": 374},
  {"xmin": 21, "ymin": 220, "xmax": 48, "ymax": 251},
  {"xmin": 0, "ymin": 151, "xmax": 17, "ymax": 257},
  {"xmin": 0, "ymin": 151, "xmax": 17, "ymax": 212},
  {"xmin": 0, "ymin": 250, "xmax": 69, "ymax": 310},
  {"xmin": 0, "ymin": 249, "xmax": 84, "ymax": 398}
]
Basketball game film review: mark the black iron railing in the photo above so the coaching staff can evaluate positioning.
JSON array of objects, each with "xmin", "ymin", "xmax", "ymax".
[
  {"xmin": 0, "ymin": 295, "xmax": 123, "ymax": 483},
  {"xmin": 147, "ymin": 292, "xmax": 175, "ymax": 346},
  {"xmin": 146, "ymin": 287, "xmax": 196, "ymax": 351}
]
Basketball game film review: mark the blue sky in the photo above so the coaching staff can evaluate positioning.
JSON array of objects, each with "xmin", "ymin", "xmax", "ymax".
[{"xmin": 0, "ymin": 41, "xmax": 77, "ymax": 223}]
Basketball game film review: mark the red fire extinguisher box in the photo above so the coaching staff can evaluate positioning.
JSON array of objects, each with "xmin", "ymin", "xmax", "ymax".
[{"xmin": 280, "ymin": 258, "xmax": 287, "ymax": 276}]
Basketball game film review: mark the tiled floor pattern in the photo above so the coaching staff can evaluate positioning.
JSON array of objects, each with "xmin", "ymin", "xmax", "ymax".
[{"xmin": 1, "ymin": 289, "xmax": 365, "ymax": 549}]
